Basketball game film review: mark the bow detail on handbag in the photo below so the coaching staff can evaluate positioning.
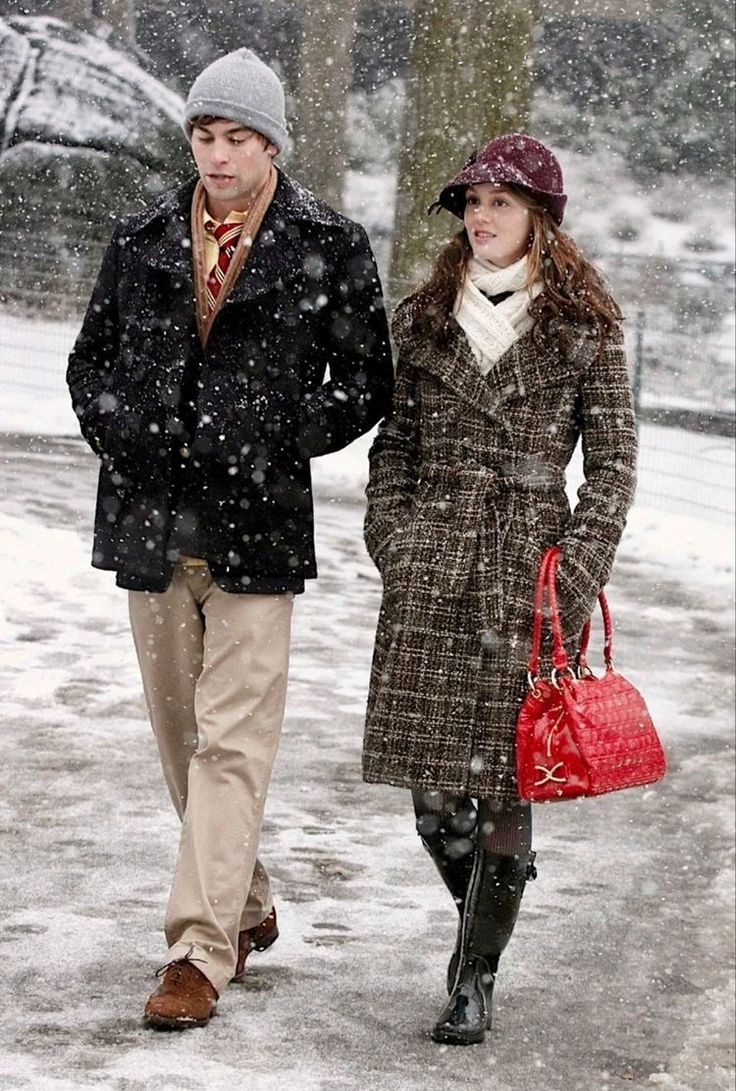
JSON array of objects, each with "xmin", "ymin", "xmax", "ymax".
[{"xmin": 516, "ymin": 546, "xmax": 666, "ymax": 802}]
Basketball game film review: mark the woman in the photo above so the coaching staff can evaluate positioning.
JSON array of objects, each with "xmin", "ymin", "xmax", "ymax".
[{"xmin": 362, "ymin": 134, "xmax": 637, "ymax": 1046}]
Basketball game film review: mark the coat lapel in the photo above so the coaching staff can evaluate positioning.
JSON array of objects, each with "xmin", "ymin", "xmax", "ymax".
[
  {"xmin": 434, "ymin": 321, "xmax": 502, "ymax": 419},
  {"xmin": 219, "ymin": 171, "xmax": 349, "ymax": 305},
  {"xmin": 223, "ymin": 212, "xmax": 304, "ymax": 303},
  {"xmin": 484, "ymin": 323, "xmax": 592, "ymax": 407},
  {"xmin": 134, "ymin": 180, "xmax": 196, "ymax": 279},
  {"xmin": 142, "ymin": 220, "xmax": 193, "ymax": 278},
  {"xmin": 134, "ymin": 170, "xmax": 348, "ymax": 304},
  {"xmin": 224, "ymin": 172, "xmax": 351, "ymax": 305},
  {"xmin": 397, "ymin": 304, "xmax": 593, "ymax": 421}
]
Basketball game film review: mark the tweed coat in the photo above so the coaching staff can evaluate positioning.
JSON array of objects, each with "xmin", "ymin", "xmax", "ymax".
[{"xmin": 362, "ymin": 294, "xmax": 638, "ymax": 802}]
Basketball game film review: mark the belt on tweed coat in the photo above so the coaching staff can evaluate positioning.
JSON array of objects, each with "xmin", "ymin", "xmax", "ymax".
[{"xmin": 417, "ymin": 458, "xmax": 564, "ymax": 631}]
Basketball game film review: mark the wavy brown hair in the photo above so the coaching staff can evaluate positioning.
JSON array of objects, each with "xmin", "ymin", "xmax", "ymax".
[{"xmin": 414, "ymin": 183, "xmax": 622, "ymax": 349}]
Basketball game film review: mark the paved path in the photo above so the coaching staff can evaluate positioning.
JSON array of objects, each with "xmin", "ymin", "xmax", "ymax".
[{"xmin": 0, "ymin": 433, "xmax": 733, "ymax": 1091}]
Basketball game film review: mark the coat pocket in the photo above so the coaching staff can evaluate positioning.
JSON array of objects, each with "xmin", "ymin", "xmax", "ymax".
[{"xmin": 381, "ymin": 502, "xmax": 476, "ymax": 606}]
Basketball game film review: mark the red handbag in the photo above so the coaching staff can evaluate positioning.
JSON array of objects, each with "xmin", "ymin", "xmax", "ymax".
[{"xmin": 516, "ymin": 546, "xmax": 666, "ymax": 802}]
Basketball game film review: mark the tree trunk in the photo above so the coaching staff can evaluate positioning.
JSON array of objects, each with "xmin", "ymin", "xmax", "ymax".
[
  {"xmin": 390, "ymin": 0, "xmax": 536, "ymax": 301},
  {"xmin": 291, "ymin": 0, "xmax": 360, "ymax": 210}
]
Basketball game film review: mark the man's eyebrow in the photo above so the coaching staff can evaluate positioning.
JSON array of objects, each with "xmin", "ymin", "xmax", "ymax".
[{"xmin": 196, "ymin": 124, "xmax": 252, "ymax": 135}]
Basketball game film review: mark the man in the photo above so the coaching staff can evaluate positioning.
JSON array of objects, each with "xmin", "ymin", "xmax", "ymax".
[{"xmin": 67, "ymin": 47, "xmax": 393, "ymax": 1029}]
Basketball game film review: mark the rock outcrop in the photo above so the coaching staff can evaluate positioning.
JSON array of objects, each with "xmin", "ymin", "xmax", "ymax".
[{"xmin": 0, "ymin": 16, "xmax": 191, "ymax": 315}]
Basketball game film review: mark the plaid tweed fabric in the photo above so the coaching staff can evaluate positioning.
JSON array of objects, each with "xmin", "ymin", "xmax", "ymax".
[
  {"xmin": 362, "ymin": 296, "xmax": 638, "ymax": 802},
  {"xmin": 205, "ymin": 220, "xmax": 243, "ymax": 310}
]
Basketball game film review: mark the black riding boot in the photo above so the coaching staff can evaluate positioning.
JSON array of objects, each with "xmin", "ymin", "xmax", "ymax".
[
  {"xmin": 431, "ymin": 849, "xmax": 537, "ymax": 1046},
  {"xmin": 412, "ymin": 792, "xmax": 477, "ymax": 988}
]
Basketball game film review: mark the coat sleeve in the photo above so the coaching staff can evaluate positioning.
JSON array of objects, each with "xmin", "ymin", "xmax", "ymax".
[
  {"xmin": 295, "ymin": 224, "xmax": 394, "ymax": 459},
  {"xmin": 66, "ymin": 228, "xmax": 169, "ymax": 481},
  {"xmin": 556, "ymin": 324, "xmax": 638, "ymax": 634},
  {"xmin": 66, "ymin": 229, "xmax": 124, "ymax": 467},
  {"xmin": 363, "ymin": 352, "xmax": 421, "ymax": 569}
]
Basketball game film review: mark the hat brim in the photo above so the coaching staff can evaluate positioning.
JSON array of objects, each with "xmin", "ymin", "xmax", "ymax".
[{"xmin": 430, "ymin": 172, "xmax": 567, "ymax": 226}]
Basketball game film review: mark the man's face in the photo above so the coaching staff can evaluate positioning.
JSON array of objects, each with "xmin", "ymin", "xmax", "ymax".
[{"xmin": 190, "ymin": 119, "xmax": 277, "ymax": 216}]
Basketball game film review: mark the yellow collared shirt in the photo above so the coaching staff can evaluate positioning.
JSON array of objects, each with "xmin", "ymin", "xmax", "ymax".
[{"xmin": 202, "ymin": 207, "xmax": 249, "ymax": 275}]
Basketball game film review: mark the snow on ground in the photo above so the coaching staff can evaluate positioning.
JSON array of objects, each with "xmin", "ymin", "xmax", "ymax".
[
  {"xmin": 0, "ymin": 310, "xmax": 81, "ymax": 436},
  {"xmin": 0, "ymin": 430, "xmax": 733, "ymax": 1091}
]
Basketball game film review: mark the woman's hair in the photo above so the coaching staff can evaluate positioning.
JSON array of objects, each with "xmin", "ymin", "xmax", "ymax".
[{"xmin": 414, "ymin": 183, "xmax": 622, "ymax": 348}]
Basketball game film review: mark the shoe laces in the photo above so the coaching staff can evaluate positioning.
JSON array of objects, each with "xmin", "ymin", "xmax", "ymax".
[{"xmin": 154, "ymin": 944, "xmax": 206, "ymax": 981}]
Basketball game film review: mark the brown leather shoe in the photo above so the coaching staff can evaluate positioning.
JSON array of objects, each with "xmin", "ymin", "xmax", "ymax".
[
  {"xmin": 143, "ymin": 958, "xmax": 218, "ymax": 1030},
  {"xmin": 232, "ymin": 906, "xmax": 279, "ymax": 983}
]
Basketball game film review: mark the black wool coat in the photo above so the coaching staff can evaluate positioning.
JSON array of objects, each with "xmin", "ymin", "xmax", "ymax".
[{"xmin": 67, "ymin": 171, "xmax": 393, "ymax": 593}]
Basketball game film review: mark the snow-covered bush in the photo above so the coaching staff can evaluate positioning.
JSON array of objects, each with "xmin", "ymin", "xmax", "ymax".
[{"xmin": 0, "ymin": 15, "xmax": 190, "ymax": 316}]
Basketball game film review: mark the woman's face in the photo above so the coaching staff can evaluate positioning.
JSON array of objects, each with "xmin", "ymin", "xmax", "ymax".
[{"xmin": 463, "ymin": 183, "xmax": 532, "ymax": 267}]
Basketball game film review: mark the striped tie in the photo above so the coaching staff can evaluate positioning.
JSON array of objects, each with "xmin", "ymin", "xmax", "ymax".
[{"xmin": 205, "ymin": 220, "xmax": 243, "ymax": 311}]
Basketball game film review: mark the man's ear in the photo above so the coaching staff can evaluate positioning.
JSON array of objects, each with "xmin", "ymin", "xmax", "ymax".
[{"xmin": 267, "ymin": 143, "xmax": 278, "ymax": 158}]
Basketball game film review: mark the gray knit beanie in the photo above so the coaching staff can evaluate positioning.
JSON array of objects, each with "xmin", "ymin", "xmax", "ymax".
[{"xmin": 183, "ymin": 48, "xmax": 287, "ymax": 152}]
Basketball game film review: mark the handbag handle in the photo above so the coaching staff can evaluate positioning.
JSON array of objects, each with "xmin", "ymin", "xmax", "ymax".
[
  {"xmin": 576, "ymin": 593, "xmax": 614, "ymax": 675},
  {"xmin": 527, "ymin": 546, "xmax": 614, "ymax": 689},
  {"xmin": 527, "ymin": 545, "xmax": 559, "ymax": 682}
]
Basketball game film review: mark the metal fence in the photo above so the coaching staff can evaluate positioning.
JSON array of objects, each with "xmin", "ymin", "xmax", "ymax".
[
  {"xmin": 605, "ymin": 255, "xmax": 735, "ymax": 523},
  {"xmin": 608, "ymin": 255, "xmax": 735, "ymax": 433},
  {"xmin": 1, "ymin": 253, "xmax": 734, "ymax": 524}
]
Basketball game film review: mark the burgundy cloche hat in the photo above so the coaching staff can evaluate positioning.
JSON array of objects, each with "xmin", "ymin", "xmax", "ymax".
[{"xmin": 430, "ymin": 132, "xmax": 567, "ymax": 226}]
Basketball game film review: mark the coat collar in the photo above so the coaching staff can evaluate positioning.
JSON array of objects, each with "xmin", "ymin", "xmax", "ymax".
[
  {"xmin": 123, "ymin": 170, "xmax": 352, "ymax": 297},
  {"xmin": 392, "ymin": 295, "xmax": 593, "ymax": 417}
]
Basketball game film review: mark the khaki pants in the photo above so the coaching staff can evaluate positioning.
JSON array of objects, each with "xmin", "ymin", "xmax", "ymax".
[{"xmin": 129, "ymin": 562, "xmax": 293, "ymax": 995}]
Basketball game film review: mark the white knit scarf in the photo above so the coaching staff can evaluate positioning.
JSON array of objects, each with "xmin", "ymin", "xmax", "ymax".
[{"xmin": 454, "ymin": 255, "xmax": 542, "ymax": 374}]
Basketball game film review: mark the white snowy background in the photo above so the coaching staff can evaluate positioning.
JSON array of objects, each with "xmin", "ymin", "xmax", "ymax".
[{"xmin": 0, "ymin": 15, "xmax": 734, "ymax": 1091}]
